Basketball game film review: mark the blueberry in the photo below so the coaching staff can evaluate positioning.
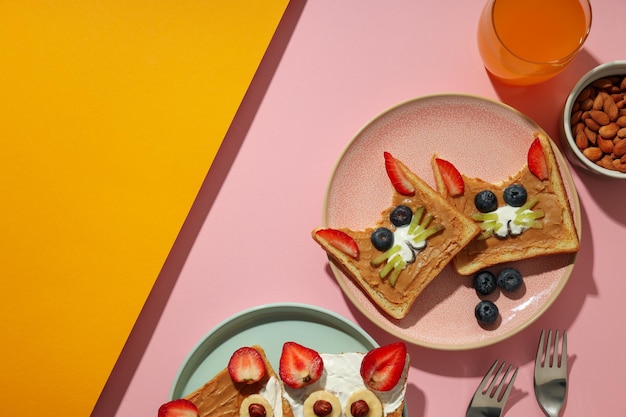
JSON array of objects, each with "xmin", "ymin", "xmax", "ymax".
[
  {"xmin": 473, "ymin": 270, "xmax": 497, "ymax": 295},
  {"xmin": 497, "ymin": 268, "xmax": 523, "ymax": 292},
  {"xmin": 474, "ymin": 190, "xmax": 498, "ymax": 213},
  {"xmin": 475, "ymin": 300, "xmax": 499, "ymax": 325},
  {"xmin": 370, "ymin": 227, "xmax": 394, "ymax": 251},
  {"xmin": 390, "ymin": 205, "xmax": 413, "ymax": 227},
  {"xmin": 503, "ymin": 184, "xmax": 528, "ymax": 207}
]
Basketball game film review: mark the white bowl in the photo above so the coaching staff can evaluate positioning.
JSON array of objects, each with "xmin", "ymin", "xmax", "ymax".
[{"xmin": 560, "ymin": 61, "xmax": 626, "ymax": 179}]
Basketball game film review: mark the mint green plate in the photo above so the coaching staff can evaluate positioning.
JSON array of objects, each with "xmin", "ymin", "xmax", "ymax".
[{"xmin": 169, "ymin": 303, "xmax": 379, "ymax": 400}]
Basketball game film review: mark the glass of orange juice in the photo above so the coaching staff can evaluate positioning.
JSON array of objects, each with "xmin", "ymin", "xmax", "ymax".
[{"xmin": 477, "ymin": 0, "xmax": 592, "ymax": 85}]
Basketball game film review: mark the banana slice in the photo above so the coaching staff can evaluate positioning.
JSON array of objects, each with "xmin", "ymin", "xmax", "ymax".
[
  {"xmin": 344, "ymin": 389, "xmax": 383, "ymax": 417},
  {"xmin": 240, "ymin": 394, "xmax": 274, "ymax": 417},
  {"xmin": 303, "ymin": 390, "xmax": 342, "ymax": 417}
]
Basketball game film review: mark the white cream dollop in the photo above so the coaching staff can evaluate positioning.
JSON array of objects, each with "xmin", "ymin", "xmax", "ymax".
[
  {"xmin": 261, "ymin": 376, "xmax": 284, "ymax": 417},
  {"xmin": 491, "ymin": 205, "xmax": 532, "ymax": 238}
]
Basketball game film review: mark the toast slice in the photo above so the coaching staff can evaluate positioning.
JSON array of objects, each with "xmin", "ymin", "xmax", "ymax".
[
  {"xmin": 431, "ymin": 132, "xmax": 580, "ymax": 276},
  {"xmin": 312, "ymin": 152, "xmax": 480, "ymax": 319},
  {"xmin": 184, "ymin": 345, "xmax": 294, "ymax": 417}
]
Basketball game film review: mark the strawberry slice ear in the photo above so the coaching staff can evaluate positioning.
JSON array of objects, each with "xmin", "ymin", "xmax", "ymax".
[
  {"xmin": 315, "ymin": 228, "xmax": 359, "ymax": 258},
  {"xmin": 279, "ymin": 342, "xmax": 324, "ymax": 389},
  {"xmin": 360, "ymin": 342, "xmax": 407, "ymax": 392},
  {"xmin": 528, "ymin": 137, "xmax": 549, "ymax": 180},
  {"xmin": 384, "ymin": 152, "xmax": 415, "ymax": 196},
  {"xmin": 435, "ymin": 158, "xmax": 464, "ymax": 197},
  {"xmin": 227, "ymin": 347, "xmax": 267, "ymax": 384}
]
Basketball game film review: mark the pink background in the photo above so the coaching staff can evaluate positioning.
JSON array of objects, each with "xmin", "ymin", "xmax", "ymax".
[{"xmin": 95, "ymin": 1, "xmax": 626, "ymax": 416}]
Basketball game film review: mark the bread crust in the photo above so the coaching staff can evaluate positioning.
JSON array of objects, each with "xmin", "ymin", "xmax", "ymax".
[
  {"xmin": 313, "ymin": 154, "xmax": 480, "ymax": 319},
  {"xmin": 431, "ymin": 132, "xmax": 580, "ymax": 275}
]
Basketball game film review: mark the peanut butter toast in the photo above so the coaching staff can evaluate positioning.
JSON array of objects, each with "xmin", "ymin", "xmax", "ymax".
[
  {"xmin": 312, "ymin": 152, "xmax": 480, "ymax": 319},
  {"xmin": 431, "ymin": 132, "xmax": 579, "ymax": 276}
]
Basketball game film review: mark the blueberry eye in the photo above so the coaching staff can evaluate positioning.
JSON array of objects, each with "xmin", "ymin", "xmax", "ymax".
[
  {"xmin": 390, "ymin": 205, "xmax": 412, "ymax": 227},
  {"xmin": 497, "ymin": 267, "xmax": 524, "ymax": 292},
  {"xmin": 503, "ymin": 184, "xmax": 527, "ymax": 207},
  {"xmin": 474, "ymin": 190, "xmax": 498, "ymax": 213},
  {"xmin": 473, "ymin": 270, "xmax": 497, "ymax": 295},
  {"xmin": 475, "ymin": 300, "xmax": 499, "ymax": 325},
  {"xmin": 370, "ymin": 227, "xmax": 394, "ymax": 251}
]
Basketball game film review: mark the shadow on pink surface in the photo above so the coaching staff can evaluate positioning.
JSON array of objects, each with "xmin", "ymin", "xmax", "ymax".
[
  {"xmin": 487, "ymin": 49, "xmax": 601, "ymax": 142},
  {"xmin": 91, "ymin": 2, "xmax": 308, "ymax": 416}
]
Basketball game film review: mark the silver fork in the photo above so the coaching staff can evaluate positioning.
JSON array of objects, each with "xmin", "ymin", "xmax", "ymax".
[
  {"xmin": 534, "ymin": 329, "xmax": 568, "ymax": 417},
  {"xmin": 466, "ymin": 360, "xmax": 518, "ymax": 417}
]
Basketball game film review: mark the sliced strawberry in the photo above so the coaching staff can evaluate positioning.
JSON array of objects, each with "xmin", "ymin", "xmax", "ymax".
[
  {"xmin": 360, "ymin": 342, "xmax": 407, "ymax": 392},
  {"xmin": 279, "ymin": 341, "xmax": 324, "ymax": 389},
  {"xmin": 227, "ymin": 346, "xmax": 267, "ymax": 384},
  {"xmin": 315, "ymin": 228, "xmax": 359, "ymax": 258},
  {"xmin": 435, "ymin": 158, "xmax": 464, "ymax": 197},
  {"xmin": 384, "ymin": 152, "xmax": 415, "ymax": 196},
  {"xmin": 158, "ymin": 399, "xmax": 199, "ymax": 417},
  {"xmin": 528, "ymin": 136, "xmax": 549, "ymax": 180}
]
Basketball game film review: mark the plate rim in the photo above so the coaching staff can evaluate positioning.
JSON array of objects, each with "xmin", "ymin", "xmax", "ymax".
[
  {"xmin": 168, "ymin": 302, "xmax": 380, "ymax": 400},
  {"xmin": 322, "ymin": 92, "xmax": 582, "ymax": 351}
]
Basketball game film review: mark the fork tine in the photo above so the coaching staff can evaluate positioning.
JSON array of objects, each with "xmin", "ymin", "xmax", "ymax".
[
  {"xmin": 538, "ymin": 329, "xmax": 568, "ymax": 368},
  {"xmin": 536, "ymin": 329, "xmax": 546, "ymax": 367},
  {"xmin": 552, "ymin": 330, "xmax": 567, "ymax": 368},
  {"xmin": 546, "ymin": 329, "xmax": 554, "ymax": 367},
  {"xmin": 494, "ymin": 364, "xmax": 518, "ymax": 402},
  {"xmin": 561, "ymin": 330, "xmax": 568, "ymax": 368},
  {"xmin": 478, "ymin": 360, "xmax": 500, "ymax": 393},
  {"xmin": 479, "ymin": 360, "xmax": 517, "ymax": 402}
]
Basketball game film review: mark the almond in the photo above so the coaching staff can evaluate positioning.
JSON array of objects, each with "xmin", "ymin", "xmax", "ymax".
[
  {"xmin": 575, "ymin": 130, "xmax": 588, "ymax": 150},
  {"xmin": 597, "ymin": 155, "xmax": 615, "ymax": 170},
  {"xmin": 613, "ymin": 139, "xmax": 626, "ymax": 158},
  {"xmin": 573, "ymin": 121, "xmax": 585, "ymax": 136},
  {"xmin": 599, "ymin": 122, "xmax": 620, "ymax": 139},
  {"xmin": 617, "ymin": 115, "xmax": 626, "ymax": 128},
  {"xmin": 612, "ymin": 158, "xmax": 626, "ymax": 173},
  {"xmin": 604, "ymin": 96, "xmax": 619, "ymax": 121},
  {"xmin": 583, "ymin": 146, "xmax": 603, "ymax": 162},
  {"xmin": 581, "ymin": 97, "xmax": 593, "ymax": 111},
  {"xmin": 584, "ymin": 126, "xmax": 597, "ymax": 143},
  {"xmin": 592, "ymin": 78, "xmax": 613, "ymax": 89},
  {"xmin": 592, "ymin": 93, "xmax": 604, "ymax": 110},
  {"xmin": 584, "ymin": 117, "xmax": 601, "ymax": 131},
  {"xmin": 598, "ymin": 136, "xmax": 614, "ymax": 153},
  {"xmin": 590, "ymin": 110, "xmax": 610, "ymax": 125},
  {"xmin": 570, "ymin": 110, "xmax": 583, "ymax": 125},
  {"xmin": 618, "ymin": 127, "xmax": 626, "ymax": 139}
]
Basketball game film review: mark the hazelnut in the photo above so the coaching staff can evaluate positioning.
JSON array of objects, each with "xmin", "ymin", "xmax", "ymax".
[
  {"xmin": 350, "ymin": 400, "xmax": 370, "ymax": 417},
  {"xmin": 313, "ymin": 400, "xmax": 333, "ymax": 417},
  {"xmin": 248, "ymin": 403, "xmax": 267, "ymax": 417}
]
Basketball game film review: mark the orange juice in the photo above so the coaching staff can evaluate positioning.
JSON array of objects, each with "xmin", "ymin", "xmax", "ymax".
[{"xmin": 477, "ymin": 0, "xmax": 591, "ymax": 85}]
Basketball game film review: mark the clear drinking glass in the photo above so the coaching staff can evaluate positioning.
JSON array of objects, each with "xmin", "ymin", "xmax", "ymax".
[{"xmin": 477, "ymin": 0, "xmax": 592, "ymax": 85}]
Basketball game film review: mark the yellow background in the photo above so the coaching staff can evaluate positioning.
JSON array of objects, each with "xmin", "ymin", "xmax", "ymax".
[{"xmin": 0, "ymin": 1, "xmax": 288, "ymax": 415}]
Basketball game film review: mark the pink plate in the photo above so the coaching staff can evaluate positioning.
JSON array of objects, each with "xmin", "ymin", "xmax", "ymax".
[{"xmin": 323, "ymin": 94, "xmax": 581, "ymax": 350}]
